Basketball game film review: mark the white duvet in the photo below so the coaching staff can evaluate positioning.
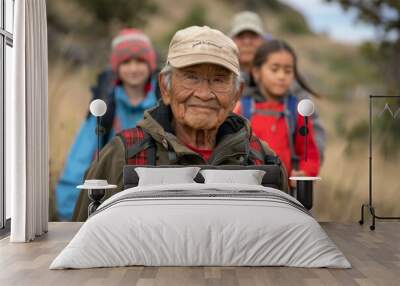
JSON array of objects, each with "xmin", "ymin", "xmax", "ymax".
[{"xmin": 50, "ymin": 183, "xmax": 351, "ymax": 269}]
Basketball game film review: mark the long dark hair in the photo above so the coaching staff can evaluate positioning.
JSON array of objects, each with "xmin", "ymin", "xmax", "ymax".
[{"xmin": 252, "ymin": 39, "xmax": 321, "ymax": 98}]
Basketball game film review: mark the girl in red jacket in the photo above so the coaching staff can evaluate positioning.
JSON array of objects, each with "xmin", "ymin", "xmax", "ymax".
[{"xmin": 237, "ymin": 40, "xmax": 320, "ymax": 186}]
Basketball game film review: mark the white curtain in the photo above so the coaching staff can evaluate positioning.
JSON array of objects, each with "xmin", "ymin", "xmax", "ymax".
[{"xmin": 8, "ymin": 0, "xmax": 49, "ymax": 242}]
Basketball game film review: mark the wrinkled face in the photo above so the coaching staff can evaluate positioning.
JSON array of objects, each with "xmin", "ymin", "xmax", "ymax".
[
  {"xmin": 233, "ymin": 31, "xmax": 264, "ymax": 68},
  {"xmin": 118, "ymin": 58, "xmax": 150, "ymax": 86},
  {"xmin": 252, "ymin": 51, "xmax": 294, "ymax": 98},
  {"xmin": 159, "ymin": 63, "xmax": 242, "ymax": 131}
]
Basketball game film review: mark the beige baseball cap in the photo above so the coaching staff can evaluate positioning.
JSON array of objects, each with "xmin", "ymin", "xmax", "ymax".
[
  {"xmin": 229, "ymin": 11, "xmax": 264, "ymax": 37},
  {"xmin": 167, "ymin": 26, "xmax": 240, "ymax": 75}
]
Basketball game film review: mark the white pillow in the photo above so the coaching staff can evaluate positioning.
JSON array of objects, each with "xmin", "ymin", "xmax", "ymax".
[
  {"xmin": 135, "ymin": 167, "xmax": 201, "ymax": 186},
  {"xmin": 200, "ymin": 169, "xmax": 266, "ymax": 185}
]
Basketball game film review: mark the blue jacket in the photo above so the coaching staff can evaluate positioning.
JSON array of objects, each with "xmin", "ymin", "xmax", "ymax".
[{"xmin": 55, "ymin": 77, "xmax": 157, "ymax": 220}]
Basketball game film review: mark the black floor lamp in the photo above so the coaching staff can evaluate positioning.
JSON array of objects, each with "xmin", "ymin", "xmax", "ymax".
[
  {"xmin": 78, "ymin": 99, "xmax": 117, "ymax": 216},
  {"xmin": 289, "ymin": 99, "xmax": 321, "ymax": 211},
  {"xmin": 89, "ymin": 99, "xmax": 107, "ymax": 162},
  {"xmin": 359, "ymin": 95, "xmax": 400, "ymax": 230}
]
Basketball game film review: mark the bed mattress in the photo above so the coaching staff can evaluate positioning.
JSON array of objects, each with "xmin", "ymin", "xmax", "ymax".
[{"xmin": 50, "ymin": 183, "xmax": 350, "ymax": 269}]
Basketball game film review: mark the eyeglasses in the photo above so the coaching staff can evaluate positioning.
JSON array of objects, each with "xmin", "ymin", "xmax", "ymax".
[{"xmin": 175, "ymin": 71, "xmax": 233, "ymax": 93}]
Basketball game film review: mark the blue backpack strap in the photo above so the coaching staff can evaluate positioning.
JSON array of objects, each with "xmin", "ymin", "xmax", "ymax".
[
  {"xmin": 284, "ymin": 94, "xmax": 300, "ymax": 170},
  {"xmin": 285, "ymin": 94, "xmax": 298, "ymax": 136},
  {"xmin": 240, "ymin": 95, "xmax": 254, "ymax": 119}
]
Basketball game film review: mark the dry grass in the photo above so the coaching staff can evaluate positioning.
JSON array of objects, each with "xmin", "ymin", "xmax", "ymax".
[
  {"xmin": 49, "ymin": 61, "xmax": 92, "ymax": 178},
  {"xmin": 312, "ymin": 97, "xmax": 400, "ymax": 222},
  {"xmin": 48, "ymin": 61, "xmax": 93, "ymax": 218},
  {"xmin": 47, "ymin": 1, "xmax": 398, "ymax": 222}
]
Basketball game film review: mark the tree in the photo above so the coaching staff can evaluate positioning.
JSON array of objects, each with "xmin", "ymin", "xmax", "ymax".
[
  {"xmin": 326, "ymin": 1, "xmax": 400, "ymax": 156},
  {"xmin": 325, "ymin": 0, "xmax": 400, "ymax": 94},
  {"xmin": 47, "ymin": 0, "xmax": 157, "ymax": 65},
  {"xmin": 75, "ymin": 0, "xmax": 157, "ymax": 31}
]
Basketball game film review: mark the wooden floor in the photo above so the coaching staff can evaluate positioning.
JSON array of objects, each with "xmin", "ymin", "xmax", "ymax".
[{"xmin": 0, "ymin": 222, "xmax": 399, "ymax": 286}]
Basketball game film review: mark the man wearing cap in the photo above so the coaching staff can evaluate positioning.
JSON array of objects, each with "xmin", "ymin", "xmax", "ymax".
[
  {"xmin": 229, "ymin": 11, "xmax": 326, "ymax": 164},
  {"xmin": 72, "ymin": 26, "xmax": 289, "ymax": 221},
  {"xmin": 229, "ymin": 11, "xmax": 267, "ymax": 76}
]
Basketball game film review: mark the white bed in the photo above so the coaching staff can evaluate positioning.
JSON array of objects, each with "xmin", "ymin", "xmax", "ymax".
[{"xmin": 50, "ymin": 183, "xmax": 351, "ymax": 269}]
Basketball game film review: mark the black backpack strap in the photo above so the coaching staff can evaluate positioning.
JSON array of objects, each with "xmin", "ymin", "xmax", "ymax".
[
  {"xmin": 248, "ymin": 149, "xmax": 264, "ymax": 163},
  {"xmin": 88, "ymin": 69, "xmax": 115, "ymax": 118},
  {"xmin": 248, "ymin": 147, "xmax": 281, "ymax": 165},
  {"xmin": 101, "ymin": 94, "xmax": 116, "ymax": 146},
  {"xmin": 153, "ymin": 70, "xmax": 162, "ymax": 100},
  {"xmin": 247, "ymin": 135, "xmax": 281, "ymax": 166},
  {"xmin": 146, "ymin": 134, "xmax": 157, "ymax": 166},
  {"xmin": 88, "ymin": 69, "xmax": 117, "ymax": 148}
]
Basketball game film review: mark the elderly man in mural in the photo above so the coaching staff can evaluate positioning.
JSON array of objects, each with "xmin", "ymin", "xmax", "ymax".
[{"xmin": 73, "ymin": 26, "xmax": 288, "ymax": 221}]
